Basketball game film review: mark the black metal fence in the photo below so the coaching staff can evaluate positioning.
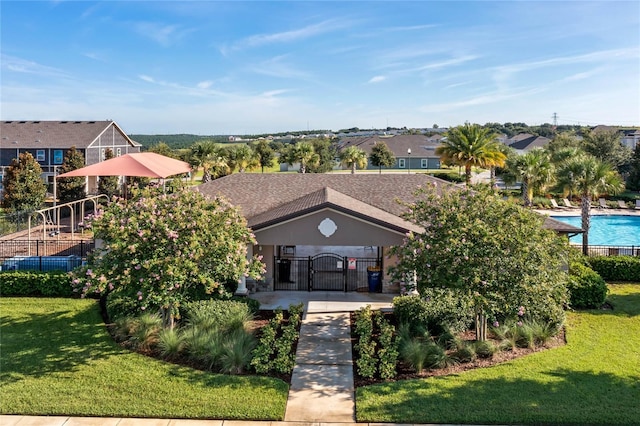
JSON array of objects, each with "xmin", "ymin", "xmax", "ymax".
[
  {"xmin": 274, "ymin": 254, "xmax": 382, "ymax": 292},
  {"xmin": 580, "ymin": 245, "xmax": 640, "ymax": 257},
  {"xmin": 0, "ymin": 240, "xmax": 94, "ymax": 272}
]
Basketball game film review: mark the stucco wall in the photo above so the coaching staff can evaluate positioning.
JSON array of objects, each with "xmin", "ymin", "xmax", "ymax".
[{"xmin": 254, "ymin": 208, "xmax": 406, "ymax": 247}]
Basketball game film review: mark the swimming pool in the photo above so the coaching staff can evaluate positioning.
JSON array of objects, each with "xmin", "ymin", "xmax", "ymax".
[{"xmin": 551, "ymin": 215, "xmax": 640, "ymax": 246}]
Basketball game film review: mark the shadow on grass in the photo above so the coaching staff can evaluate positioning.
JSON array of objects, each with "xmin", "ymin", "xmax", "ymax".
[
  {"xmin": 359, "ymin": 369, "xmax": 640, "ymax": 425},
  {"xmin": 0, "ymin": 301, "xmax": 122, "ymax": 384},
  {"xmin": 166, "ymin": 364, "xmax": 289, "ymax": 393},
  {"xmin": 605, "ymin": 292, "xmax": 640, "ymax": 316}
]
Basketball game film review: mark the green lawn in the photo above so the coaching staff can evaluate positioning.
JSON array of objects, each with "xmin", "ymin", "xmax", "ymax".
[
  {"xmin": 0, "ymin": 298, "xmax": 288, "ymax": 419},
  {"xmin": 357, "ymin": 284, "xmax": 640, "ymax": 425}
]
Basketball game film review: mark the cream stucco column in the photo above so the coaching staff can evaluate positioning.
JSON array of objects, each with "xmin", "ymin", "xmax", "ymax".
[{"xmin": 235, "ymin": 243, "xmax": 253, "ymax": 296}]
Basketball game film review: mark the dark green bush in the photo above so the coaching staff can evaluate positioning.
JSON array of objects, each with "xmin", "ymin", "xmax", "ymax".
[
  {"xmin": 587, "ymin": 256, "xmax": 640, "ymax": 282},
  {"xmin": 426, "ymin": 171, "xmax": 466, "ymax": 184},
  {"xmin": 0, "ymin": 271, "xmax": 74, "ymax": 297},
  {"xmin": 567, "ymin": 262, "xmax": 608, "ymax": 309},
  {"xmin": 393, "ymin": 288, "xmax": 474, "ymax": 334}
]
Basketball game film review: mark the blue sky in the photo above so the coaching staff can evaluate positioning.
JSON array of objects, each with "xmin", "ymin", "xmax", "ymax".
[{"xmin": 1, "ymin": 1, "xmax": 639, "ymax": 135}]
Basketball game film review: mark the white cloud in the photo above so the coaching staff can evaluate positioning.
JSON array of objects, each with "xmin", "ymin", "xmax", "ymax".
[
  {"xmin": 197, "ymin": 81, "xmax": 213, "ymax": 89},
  {"xmin": 368, "ymin": 76, "xmax": 386, "ymax": 84},
  {"xmin": 133, "ymin": 22, "xmax": 194, "ymax": 47},
  {"xmin": 222, "ymin": 18, "xmax": 354, "ymax": 53},
  {"xmin": 138, "ymin": 75, "xmax": 155, "ymax": 83},
  {"xmin": 252, "ymin": 55, "xmax": 311, "ymax": 80},
  {"xmin": 1, "ymin": 55, "xmax": 71, "ymax": 78}
]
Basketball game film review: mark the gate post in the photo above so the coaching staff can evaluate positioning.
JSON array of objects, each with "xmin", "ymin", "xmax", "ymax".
[
  {"xmin": 343, "ymin": 256, "xmax": 347, "ymax": 292},
  {"xmin": 308, "ymin": 256, "xmax": 313, "ymax": 292}
]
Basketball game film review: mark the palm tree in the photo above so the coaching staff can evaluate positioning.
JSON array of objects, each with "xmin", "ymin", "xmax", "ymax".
[
  {"xmin": 556, "ymin": 155, "xmax": 625, "ymax": 254},
  {"xmin": 285, "ymin": 142, "xmax": 319, "ymax": 174},
  {"xmin": 339, "ymin": 146, "xmax": 368, "ymax": 174},
  {"xmin": 252, "ymin": 140, "xmax": 275, "ymax": 173},
  {"xmin": 369, "ymin": 142, "xmax": 396, "ymax": 174},
  {"xmin": 506, "ymin": 148, "xmax": 555, "ymax": 207},
  {"xmin": 227, "ymin": 145, "xmax": 259, "ymax": 173},
  {"xmin": 436, "ymin": 122, "xmax": 506, "ymax": 186},
  {"xmin": 189, "ymin": 140, "xmax": 217, "ymax": 182}
]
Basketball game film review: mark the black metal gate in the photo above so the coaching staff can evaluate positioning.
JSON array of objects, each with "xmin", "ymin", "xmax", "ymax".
[{"xmin": 274, "ymin": 253, "xmax": 382, "ymax": 291}]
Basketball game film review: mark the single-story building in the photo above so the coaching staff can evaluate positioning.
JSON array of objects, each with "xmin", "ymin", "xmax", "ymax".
[
  {"xmin": 195, "ymin": 173, "xmax": 581, "ymax": 294},
  {"xmin": 504, "ymin": 133, "xmax": 551, "ymax": 154},
  {"xmin": 338, "ymin": 134, "xmax": 442, "ymax": 171},
  {"xmin": 0, "ymin": 120, "xmax": 140, "ymax": 197}
]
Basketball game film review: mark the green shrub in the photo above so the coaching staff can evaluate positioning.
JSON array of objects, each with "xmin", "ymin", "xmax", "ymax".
[
  {"xmin": 587, "ymin": 256, "xmax": 640, "ymax": 282},
  {"xmin": 427, "ymin": 171, "xmax": 466, "ymax": 183},
  {"xmin": 250, "ymin": 304, "xmax": 301, "ymax": 376},
  {"xmin": 184, "ymin": 299, "xmax": 254, "ymax": 333},
  {"xmin": 568, "ymin": 262, "xmax": 608, "ymax": 309},
  {"xmin": 393, "ymin": 288, "xmax": 474, "ymax": 334},
  {"xmin": 130, "ymin": 313, "xmax": 162, "ymax": 350},
  {"xmin": 158, "ymin": 328, "xmax": 186, "ymax": 359},
  {"xmin": 473, "ymin": 340, "xmax": 496, "ymax": 358},
  {"xmin": 106, "ymin": 294, "xmax": 140, "ymax": 321},
  {"xmin": 528, "ymin": 320, "xmax": 558, "ymax": 346},
  {"xmin": 400, "ymin": 339, "xmax": 429, "ymax": 373},
  {"xmin": 375, "ymin": 312, "xmax": 398, "ymax": 380},
  {"xmin": 425, "ymin": 342, "xmax": 458, "ymax": 369},
  {"xmin": 0, "ymin": 271, "xmax": 74, "ymax": 297},
  {"xmin": 453, "ymin": 343, "xmax": 476, "ymax": 363},
  {"xmin": 218, "ymin": 329, "xmax": 257, "ymax": 374}
]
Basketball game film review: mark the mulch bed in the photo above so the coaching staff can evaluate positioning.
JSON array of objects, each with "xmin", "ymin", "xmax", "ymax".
[
  {"xmin": 105, "ymin": 308, "xmax": 568, "ymax": 388},
  {"xmin": 350, "ymin": 312, "xmax": 567, "ymax": 388}
]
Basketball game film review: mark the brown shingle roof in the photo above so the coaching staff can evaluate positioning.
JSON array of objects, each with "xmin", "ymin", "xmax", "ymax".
[
  {"xmin": 195, "ymin": 173, "xmax": 579, "ymax": 235},
  {"xmin": 248, "ymin": 186, "xmax": 423, "ymax": 232},
  {"xmin": 339, "ymin": 135, "xmax": 440, "ymax": 157},
  {"xmin": 0, "ymin": 120, "xmax": 137, "ymax": 149},
  {"xmin": 542, "ymin": 216, "xmax": 583, "ymax": 234},
  {"xmin": 195, "ymin": 174, "xmax": 455, "ymax": 232}
]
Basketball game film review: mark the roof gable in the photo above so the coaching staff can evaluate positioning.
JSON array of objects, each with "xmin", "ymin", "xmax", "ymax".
[
  {"xmin": 0, "ymin": 120, "xmax": 137, "ymax": 149},
  {"xmin": 195, "ymin": 173, "xmax": 580, "ymax": 235}
]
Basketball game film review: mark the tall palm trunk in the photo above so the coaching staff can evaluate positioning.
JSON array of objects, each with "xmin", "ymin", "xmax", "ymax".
[
  {"xmin": 581, "ymin": 195, "xmax": 591, "ymax": 255},
  {"xmin": 465, "ymin": 164, "xmax": 472, "ymax": 186},
  {"xmin": 351, "ymin": 163, "xmax": 356, "ymax": 174},
  {"xmin": 521, "ymin": 180, "xmax": 531, "ymax": 207}
]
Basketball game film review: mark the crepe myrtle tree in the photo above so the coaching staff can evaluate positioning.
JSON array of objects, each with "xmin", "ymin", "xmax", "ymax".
[
  {"xmin": 73, "ymin": 187, "xmax": 265, "ymax": 329},
  {"xmin": 389, "ymin": 184, "xmax": 568, "ymax": 341}
]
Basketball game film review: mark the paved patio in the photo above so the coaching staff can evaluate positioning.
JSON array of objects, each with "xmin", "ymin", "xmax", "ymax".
[{"xmin": 249, "ymin": 290, "xmax": 395, "ymax": 313}]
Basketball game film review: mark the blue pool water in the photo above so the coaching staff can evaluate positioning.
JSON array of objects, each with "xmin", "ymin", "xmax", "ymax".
[{"xmin": 551, "ymin": 215, "xmax": 640, "ymax": 246}]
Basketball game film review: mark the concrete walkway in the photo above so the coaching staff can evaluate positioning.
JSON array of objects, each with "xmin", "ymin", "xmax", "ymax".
[
  {"xmin": 252, "ymin": 291, "xmax": 395, "ymax": 422},
  {"xmin": 285, "ymin": 312, "xmax": 355, "ymax": 422}
]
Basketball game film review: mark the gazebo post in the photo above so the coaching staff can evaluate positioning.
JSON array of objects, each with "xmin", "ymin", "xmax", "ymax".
[{"xmin": 235, "ymin": 243, "xmax": 252, "ymax": 296}]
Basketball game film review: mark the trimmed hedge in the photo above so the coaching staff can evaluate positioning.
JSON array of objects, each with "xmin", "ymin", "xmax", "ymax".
[
  {"xmin": 0, "ymin": 271, "xmax": 74, "ymax": 297},
  {"xmin": 567, "ymin": 262, "xmax": 608, "ymax": 309},
  {"xmin": 588, "ymin": 256, "xmax": 640, "ymax": 282},
  {"xmin": 393, "ymin": 288, "xmax": 474, "ymax": 334}
]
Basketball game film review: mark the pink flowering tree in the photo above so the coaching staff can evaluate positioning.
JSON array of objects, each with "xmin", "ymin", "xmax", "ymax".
[
  {"xmin": 73, "ymin": 187, "xmax": 264, "ymax": 329},
  {"xmin": 389, "ymin": 184, "xmax": 569, "ymax": 341}
]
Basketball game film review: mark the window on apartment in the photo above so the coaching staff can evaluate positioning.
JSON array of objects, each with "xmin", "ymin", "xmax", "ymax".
[
  {"xmin": 53, "ymin": 150, "xmax": 63, "ymax": 164},
  {"xmin": 421, "ymin": 159, "xmax": 428, "ymax": 168},
  {"xmin": 398, "ymin": 158, "xmax": 406, "ymax": 168},
  {"xmin": 36, "ymin": 150, "xmax": 45, "ymax": 162}
]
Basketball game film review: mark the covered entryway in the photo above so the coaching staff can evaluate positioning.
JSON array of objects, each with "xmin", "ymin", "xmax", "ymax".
[
  {"xmin": 274, "ymin": 247, "xmax": 382, "ymax": 292},
  {"xmin": 195, "ymin": 174, "xmax": 438, "ymax": 294}
]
